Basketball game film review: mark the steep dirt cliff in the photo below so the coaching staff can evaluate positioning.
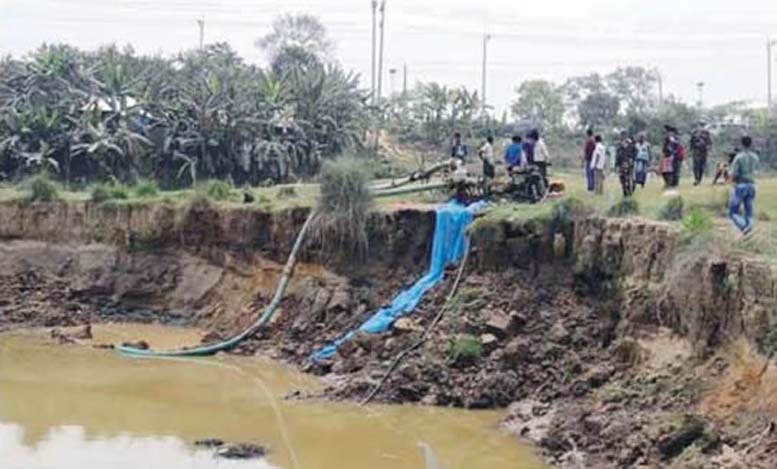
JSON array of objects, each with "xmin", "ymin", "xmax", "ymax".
[
  {"xmin": 0, "ymin": 200, "xmax": 435, "ymax": 337},
  {"xmin": 3, "ymin": 201, "xmax": 777, "ymax": 468},
  {"xmin": 574, "ymin": 217, "xmax": 777, "ymax": 355}
]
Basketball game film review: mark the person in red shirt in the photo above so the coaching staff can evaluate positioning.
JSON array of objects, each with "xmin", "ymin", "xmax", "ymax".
[{"xmin": 583, "ymin": 128, "xmax": 596, "ymax": 192}]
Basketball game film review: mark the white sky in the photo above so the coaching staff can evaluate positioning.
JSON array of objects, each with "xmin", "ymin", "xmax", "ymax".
[{"xmin": 2, "ymin": 0, "xmax": 776, "ymax": 112}]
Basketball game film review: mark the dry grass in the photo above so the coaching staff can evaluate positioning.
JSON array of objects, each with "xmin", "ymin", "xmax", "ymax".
[{"xmin": 308, "ymin": 158, "xmax": 374, "ymax": 258}]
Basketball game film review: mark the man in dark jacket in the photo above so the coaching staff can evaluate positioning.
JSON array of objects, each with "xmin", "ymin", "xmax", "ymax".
[
  {"xmin": 451, "ymin": 132, "xmax": 468, "ymax": 161},
  {"xmin": 583, "ymin": 128, "xmax": 596, "ymax": 192},
  {"xmin": 690, "ymin": 122, "xmax": 712, "ymax": 185},
  {"xmin": 615, "ymin": 131, "xmax": 637, "ymax": 197}
]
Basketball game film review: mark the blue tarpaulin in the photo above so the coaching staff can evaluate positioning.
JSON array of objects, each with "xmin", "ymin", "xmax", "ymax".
[{"xmin": 312, "ymin": 200, "xmax": 487, "ymax": 361}]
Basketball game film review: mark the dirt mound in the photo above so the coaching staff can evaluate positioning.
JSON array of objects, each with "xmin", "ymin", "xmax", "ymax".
[{"xmin": 242, "ymin": 265, "xmax": 613, "ymax": 408}]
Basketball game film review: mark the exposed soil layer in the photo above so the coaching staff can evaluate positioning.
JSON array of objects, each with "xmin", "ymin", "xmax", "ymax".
[{"xmin": 3, "ymin": 201, "xmax": 777, "ymax": 468}]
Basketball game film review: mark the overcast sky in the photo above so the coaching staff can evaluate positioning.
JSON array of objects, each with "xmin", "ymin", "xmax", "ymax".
[{"xmin": 2, "ymin": 0, "xmax": 776, "ymax": 112}]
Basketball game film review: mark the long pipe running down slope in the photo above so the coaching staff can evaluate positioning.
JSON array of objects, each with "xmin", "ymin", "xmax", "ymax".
[
  {"xmin": 117, "ymin": 181, "xmax": 454, "ymax": 358},
  {"xmin": 117, "ymin": 211, "xmax": 318, "ymax": 357}
]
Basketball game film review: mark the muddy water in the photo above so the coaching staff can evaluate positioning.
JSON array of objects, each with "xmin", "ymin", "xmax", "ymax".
[{"xmin": 0, "ymin": 325, "xmax": 545, "ymax": 469}]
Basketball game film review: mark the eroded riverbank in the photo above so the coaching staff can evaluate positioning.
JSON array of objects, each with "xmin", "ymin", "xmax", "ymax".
[{"xmin": 3, "ymin": 200, "xmax": 777, "ymax": 468}]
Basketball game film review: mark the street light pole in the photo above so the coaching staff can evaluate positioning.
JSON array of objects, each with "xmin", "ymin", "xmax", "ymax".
[
  {"xmin": 197, "ymin": 17, "xmax": 205, "ymax": 50},
  {"xmin": 481, "ymin": 34, "xmax": 492, "ymax": 114},
  {"xmin": 389, "ymin": 68, "xmax": 398, "ymax": 95},
  {"xmin": 371, "ymin": 1, "xmax": 378, "ymax": 104},
  {"xmin": 697, "ymin": 82, "xmax": 705, "ymax": 109},
  {"xmin": 402, "ymin": 63, "xmax": 408, "ymax": 96},
  {"xmin": 653, "ymin": 67, "xmax": 663, "ymax": 106},
  {"xmin": 768, "ymin": 38, "xmax": 776, "ymax": 111},
  {"xmin": 376, "ymin": 0, "xmax": 387, "ymax": 103}
]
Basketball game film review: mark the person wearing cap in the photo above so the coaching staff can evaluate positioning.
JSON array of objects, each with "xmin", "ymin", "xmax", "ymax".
[
  {"xmin": 690, "ymin": 121, "xmax": 712, "ymax": 186},
  {"xmin": 728, "ymin": 136, "xmax": 759, "ymax": 236}
]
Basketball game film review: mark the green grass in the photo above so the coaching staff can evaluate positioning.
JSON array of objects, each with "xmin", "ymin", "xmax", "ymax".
[
  {"xmin": 203, "ymin": 180, "xmax": 235, "ymax": 201},
  {"xmin": 26, "ymin": 173, "xmax": 61, "ymax": 202},
  {"xmin": 90, "ymin": 183, "xmax": 129, "ymax": 203},
  {"xmin": 607, "ymin": 198, "xmax": 640, "ymax": 217},
  {"xmin": 682, "ymin": 208, "xmax": 713, "ymax": 234},
  {"xmin": 449, "ymin": 334, "xmax": 483, "ymax": 362},
  {"xmin": 2, "ymin": 166, "xmax": 777, "ymax": 231},
  {"xmin": 658, "ymin": 196, "xmax": 684, "ymax": 221},
  {"xmin": 134, "ymin": 180, "xmax": 159, "ymax": 198}
]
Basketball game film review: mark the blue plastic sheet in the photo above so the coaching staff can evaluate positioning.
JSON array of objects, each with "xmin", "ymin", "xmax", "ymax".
[{"xmin": 312, "ymin": 200, "xmax": 487, "ymax": 361}]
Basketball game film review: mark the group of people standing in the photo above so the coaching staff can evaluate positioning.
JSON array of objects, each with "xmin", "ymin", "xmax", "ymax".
[
  {"xmin": 450, "ymin": 129, "xmax": 551, "ymax": 181},
  {"xmin": 582, "ymin": 124, "xmax": 759, "ymax": 237},
  {"xmin": 582, "ymin": 123, "xmax": 714, "ymax": 197}
]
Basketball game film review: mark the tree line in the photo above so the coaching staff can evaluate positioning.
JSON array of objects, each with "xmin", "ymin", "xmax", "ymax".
[
  {"xmin": 3, "ymin": 12, "xmax": 775, "ymax": 187},
  {"xmin": 385, "ymin": 66, "xmax": 777, "ymax": 168},
  {"xmin": 0, "ymin": 25, "xmax": 369, "ymax": 188}
]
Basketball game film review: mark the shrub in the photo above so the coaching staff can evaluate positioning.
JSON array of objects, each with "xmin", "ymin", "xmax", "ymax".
[
  {"xmin": 109, "ymin": 184, "xmax": 129, "ymax": 200},
  {"xmin": 552, "ymin": 197, "xmax": 591, "ymax": 226},
  {"xmin": 659, "ymin": 196, "xmax": 684, "ymax": 221},
  {"xmin": 449, "ymin": 334, "xmax": 483, "ymax": 362},
  {"xmin": 91, "ymin": 183, "xmax": 128, "ymax": 203},
  {"xmin": 27, "ymin": 173, "xmax": 60, "ymax": 202},
  {"xmin": 309, "ymin": 157, "xmax": 374, "ymax": 257},
  {"xmin": 257, "ymin": 194, "xmax": 275, "ymax": 211},
  {"xmin": 277, "ymin": 186, "xmax": 297, "ymax": 199},
  {"xmin": 205, "ymin": 180, "xmax": 234, "ymax": 201},
  {"xmin": 682, "ymin": 208, "xmax": 713, "ymax": 234},
  {"xmin": 90, "ymin": 184, "xmax": 111, "ymax": 203},
  {"xmin": 607, "ymin": 198, "xmax": 640, "ymax": 217},
  {"xmin": 134, "ymin": 180, "xmax": 159, "ymax": 198}
]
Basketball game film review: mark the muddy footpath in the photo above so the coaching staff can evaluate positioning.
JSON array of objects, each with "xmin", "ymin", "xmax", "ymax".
[{"xmin": 2, "ymin": 201, "xmax": 777, "ymax": 468}]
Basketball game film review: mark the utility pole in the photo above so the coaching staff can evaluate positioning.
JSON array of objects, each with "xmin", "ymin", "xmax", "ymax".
[
  {"xmin": 389, "ymin": 68, "xmax": 398, "ymax": 95},
  {"xmin": 376, "ymin": 0, "xmax": 387, "ymax": 104},
  {"xmin": 373, "ymin": 0, "xmax": 387, "ymax": 152},
  {"xmin": 697, "ymin": 82, "xmax": 705, "ymax": 109},
  {"xmin": 402, "ymin": 63, "xmax": 408, "ymax": 96},
  {"xmin": 654, "ymin": 67, "xmax": 663, "ymax": 106},
  {"xmin": 481, "ymin": 34, "xmax": 492, "ymax": 114},
  {"xmin": 768, "ymin": 38, "xmax": 776, "ymax": 112},
  {"xmin": 371, "ymin": 1, "xmax": 378, "ymax": 104},
  {"xmin": 197, "ymin": 17, "xmax": 205, "ymax": 50}
]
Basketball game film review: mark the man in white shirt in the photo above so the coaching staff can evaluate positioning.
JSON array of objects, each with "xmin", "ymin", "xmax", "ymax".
[
  {"xmin": 591, "ymin": 135, "xmax": 607, "ymax": 195},
  {"xmin": 478, "ymin": 136, "xmax": 496, "ymax": 180},
  {"xmin": 529, "ymin": 129, "xmax": 550, "ymax": 183}
]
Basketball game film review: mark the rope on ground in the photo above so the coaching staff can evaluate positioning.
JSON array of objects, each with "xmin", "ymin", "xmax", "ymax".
[{"xmin": 359, "ymin": 242, "xmax": 471, "ymax": 406}]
